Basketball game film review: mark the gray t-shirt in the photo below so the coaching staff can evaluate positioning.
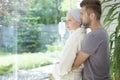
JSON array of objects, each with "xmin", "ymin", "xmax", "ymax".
[{"xmin": 81, "ymin": 28, "xmax": 110, "ymax": 80}]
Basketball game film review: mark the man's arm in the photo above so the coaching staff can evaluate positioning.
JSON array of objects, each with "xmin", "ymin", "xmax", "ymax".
[{"xmin": 71, "ymin": 51, "xmax": 89, "ymax": 70}]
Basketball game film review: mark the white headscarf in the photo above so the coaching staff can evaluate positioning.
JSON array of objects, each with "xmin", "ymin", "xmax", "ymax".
[{"xmin": 67, "ymin": 8, "xmax": 81, "ymax": 24}]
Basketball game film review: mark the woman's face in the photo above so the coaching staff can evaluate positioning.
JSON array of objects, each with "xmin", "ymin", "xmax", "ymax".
[{"xmin": 66, "ymin": 13, "xmax": 80, "ymax": 30}]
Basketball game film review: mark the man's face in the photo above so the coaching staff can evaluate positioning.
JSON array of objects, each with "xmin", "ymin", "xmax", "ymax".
[{"xmin": 81, "ymin": 7, "xmax": 91, "ymax": 27}]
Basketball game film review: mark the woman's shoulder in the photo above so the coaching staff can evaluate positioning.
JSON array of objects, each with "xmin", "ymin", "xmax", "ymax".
[{"xmin": 69, "ymin": 28, "xmax": 86, "ymax": 40}]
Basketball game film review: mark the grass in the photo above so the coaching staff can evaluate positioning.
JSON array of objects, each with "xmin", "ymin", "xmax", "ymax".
[
  {"xmin": 0, "ymin": 53, "xmax": 52, "ymax": 75},
  {"xmin": 17, "ymin": 53, "xmax": 52, "ymax": 69}
]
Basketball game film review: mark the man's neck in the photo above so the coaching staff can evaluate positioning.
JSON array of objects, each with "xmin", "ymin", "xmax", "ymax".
[{"xmin": 89, "ymin": 20, "xmax": 102, "ymax": 30}]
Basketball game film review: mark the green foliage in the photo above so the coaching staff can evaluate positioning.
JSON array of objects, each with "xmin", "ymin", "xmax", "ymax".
[
  {"xmin": 0, "ymin": 53, "xmax": 52, "ymax": 75},
  {"xmin": 0, "ymin": 0, "xmax": 16, "ymax": 26},
  {"xmin": 0, "ymin": 48, "xmax": 9, "ymax": 55},
  {"xmin": 1, "ymin": 0, "xmax": 66, "ymax": 53},
  {"xmin": 110, "ymin": 13, "xmax": 120, "ymax": 80},
  {"xmin": 46, "ymin": 44, "xmax": 63, "ymax": 52},
  {"xmin": 17, "ymin": 0, "xmax": 67, "ymax": 53},
  {"xmin": 0, "ymin": 64, "xmax": 13, "ymax": 75},
  {"xmin": 18, "ymin": 54, "xmax": 52, "ymax": 69},
  {"xmin": 112, "ymin": 36, "xmax": 120, "ymax": 80},
  {"xmin": 102, "ymin": 0, "xmax": 120, "ymax": 28},
  {"xmin": 61, "ymin": 0, "xmax": 76, "ymax": 11},
  {"xmin": 102, "ymin": 0, "xmax": 120, "ymax": 80},
  {"xmin": 17, "ymin": 0, "xmax": 43, "ymax": 53},
  {"xmin": 26, "ymin": 0, "xmax": 66, "ymax": 24},
  {"xmin": 18, "ymin": 24, "xmax": 42, "ymax": 53}
]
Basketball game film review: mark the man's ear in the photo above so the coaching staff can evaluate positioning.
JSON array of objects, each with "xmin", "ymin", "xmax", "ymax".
[
  {"xmin": 92, "ymin": 13, "xmax": 97, "ymax": 20},
  {"xmin": 90, "ymin": 12, "xmax": 96, "ymax": 20}
]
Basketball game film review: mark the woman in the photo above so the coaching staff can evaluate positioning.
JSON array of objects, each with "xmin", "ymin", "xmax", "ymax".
[{"xmin": 52, "ymin": 8, "xmax": 86, "ymax": 80}]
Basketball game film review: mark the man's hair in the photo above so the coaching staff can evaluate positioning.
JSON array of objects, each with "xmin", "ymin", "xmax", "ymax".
[{"xmin": 80, "ymin": 0, "xmax": 101, "ymax": 20}]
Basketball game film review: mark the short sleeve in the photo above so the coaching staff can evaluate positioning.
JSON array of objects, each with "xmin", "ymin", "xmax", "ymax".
[{"xmin": 81, "ymin": 34, "xmax": 103, "ymax": 55}]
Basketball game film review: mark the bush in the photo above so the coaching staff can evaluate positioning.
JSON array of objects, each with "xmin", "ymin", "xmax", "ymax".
[
  {"xmin": 46, "ymin": 44, "xmax": 63, "ymax": 52},
  {"xmin": 0, "ymin": 64, "xmax": 13, "ymax": 75}
]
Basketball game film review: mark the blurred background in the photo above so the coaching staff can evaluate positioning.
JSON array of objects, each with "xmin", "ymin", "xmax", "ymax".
[{"xmin": 0, "ymin": 0, "xmax": 120, "ymax": 80}]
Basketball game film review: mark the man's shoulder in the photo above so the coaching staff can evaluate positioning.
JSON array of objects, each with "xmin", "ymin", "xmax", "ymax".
[
  {"xmin": 87, "ymin": 28, "xmax": 107, "ymax": 38},
  {"xmin": 85, "ymin": 32, "xmax": 94, "ymax": 39},
  {"xmin": 84, "ymin": 30, "xmax": 104, "ymax": 43}
]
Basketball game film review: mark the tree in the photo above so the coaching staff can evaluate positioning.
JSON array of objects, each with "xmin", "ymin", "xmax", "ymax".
[{"xmin": 17, "ymin": 0, "xmax": 66, "ymax": 53}]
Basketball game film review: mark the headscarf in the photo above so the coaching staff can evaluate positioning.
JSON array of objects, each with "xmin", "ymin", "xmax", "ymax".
[{"xmin": 67, "ymin": 8, "xmax": 81, "ymax": 23}]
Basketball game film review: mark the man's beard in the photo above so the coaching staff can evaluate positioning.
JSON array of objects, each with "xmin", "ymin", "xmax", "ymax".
[{"xmin": 82, "ymin": 19, "xmax": 91, "ymax": 28}]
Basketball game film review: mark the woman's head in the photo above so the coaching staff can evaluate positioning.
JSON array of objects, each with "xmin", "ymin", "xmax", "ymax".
[{"xmin": 66, "ymin": 8, "xmax": 81, "ymax": 30}]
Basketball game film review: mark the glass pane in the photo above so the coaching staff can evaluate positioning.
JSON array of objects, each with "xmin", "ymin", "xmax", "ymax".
[{"xmin": 0, "ymin": 0, "xmax": 80, "ymax": 80}]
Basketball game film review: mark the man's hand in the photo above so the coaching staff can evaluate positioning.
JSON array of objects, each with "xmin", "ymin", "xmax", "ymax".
[{"xmin": 71, "ymin": 51, "xmax": 89, "ymax": 71}]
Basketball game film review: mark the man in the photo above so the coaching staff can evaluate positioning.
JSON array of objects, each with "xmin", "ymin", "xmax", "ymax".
[{"xmin": 72, "ymin": 0, "xmax": 110, "ymax": 80}]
